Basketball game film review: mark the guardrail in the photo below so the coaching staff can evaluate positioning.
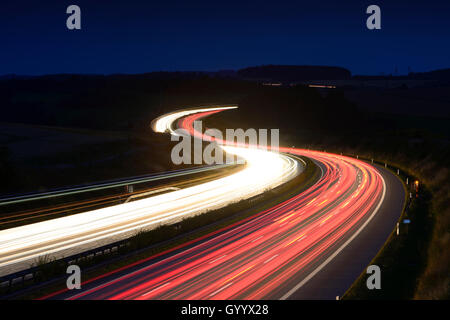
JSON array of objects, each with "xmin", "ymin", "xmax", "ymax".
[
  {"xmin": 0, "ymin": 163, "xmax": 239, "ymax": 297},
  {"xmin": 0, "ymin": 234, "xmax": 134, "ymax": 293},
  {"xmin": 344, "ymin": 152, "xmax": 416, "ymax": 233},
  {"xmin": 339, "ymin": 152, "xmax": 422, "ymax": 300},
  {"xmin": 0, "ymin": 153, "xmax": 415, "ymax": 298},
  {"xmin": 0, "ymin": 163, "xmax": 235, "ymax": 207}
]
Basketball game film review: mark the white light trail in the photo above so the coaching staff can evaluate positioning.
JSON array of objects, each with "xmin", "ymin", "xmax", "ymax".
[
  {"xmin": 152, "ymin": 106, "xmax": 237, "ymax": 135},
  {"xmin": 0, "ymin": 106, "xmax": 300, "ymax": 276}
]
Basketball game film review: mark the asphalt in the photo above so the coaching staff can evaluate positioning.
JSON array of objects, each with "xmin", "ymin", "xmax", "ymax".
[
  {"xmin": 284, "ymin": 164, "xmax": 405, "ymax": 299},
  {"xmin": 49, "ymin": 159, "xmax": 405, "ymax": 300}
]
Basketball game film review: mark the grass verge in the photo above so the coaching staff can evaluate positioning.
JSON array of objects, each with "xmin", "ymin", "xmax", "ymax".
[{"xmin": 338, "ymin": 157, "xmax": 434, "ymax": 299}]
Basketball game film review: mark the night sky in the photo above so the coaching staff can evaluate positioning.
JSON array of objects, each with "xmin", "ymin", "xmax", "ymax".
[{"xmin": 1, "ymin": 0, "xmax": 450, "ymax": 75}]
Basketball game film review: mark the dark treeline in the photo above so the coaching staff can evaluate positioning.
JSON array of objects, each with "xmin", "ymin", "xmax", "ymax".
[
  {"xmin": 238, "ymin": 65, "xmax": 352, "ymax": 81},
  {"xmin": 0, "ymin": 75, "xmax": 255, "ymax": 130},
  {"xmin": 354, "ymin": 68, "xmax": 450, "ymax": 83},
  {"xmin": 215, "ymin": 85, "xmax": 360, "ymax": 134}
]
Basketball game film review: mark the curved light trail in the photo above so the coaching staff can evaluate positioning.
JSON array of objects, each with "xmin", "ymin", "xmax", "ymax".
[
  {"xmin": 0, "ymin": 108, "xmax": 299, "ymax": 276},
  {"xmin": 51, "ymin": 106, "xmax": 387, "ymax": 300},
  {"xmin": 152, "ymin": 106, "xmax": 237, "ymax": 135}
]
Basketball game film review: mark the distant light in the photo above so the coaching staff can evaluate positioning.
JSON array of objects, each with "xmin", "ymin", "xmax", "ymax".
[{"xmin": 308, "ymin": 84, "xmax": 336, "ymax": 89}]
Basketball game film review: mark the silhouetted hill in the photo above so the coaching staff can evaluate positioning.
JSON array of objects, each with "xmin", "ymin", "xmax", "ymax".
[
  {"xmin": 409, "ymin": 68, "xmax": 450, "ymax": 82},
  {"xmin": 0, "ymin": 74, "xmax": 34, "ymax": 80},
  {"xmin": 237, "ymin": 65, "xmax": 352, "ymax": 81},
  {"xmin": 353, "ymin": 68, "xmax": 450, "ymax": 83},
  {"xmin": 4, "ymin": 66, "xmax": 450, "ymax": 84}
]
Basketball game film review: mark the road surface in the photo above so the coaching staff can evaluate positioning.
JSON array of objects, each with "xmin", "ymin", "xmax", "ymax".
[
  {"xmin": 0, "ymin": 109, "xmax": 300, "ymax": 276},
  {"xmin": 42, "ymin": 106, "xmax": 404, "ymax": 299}
]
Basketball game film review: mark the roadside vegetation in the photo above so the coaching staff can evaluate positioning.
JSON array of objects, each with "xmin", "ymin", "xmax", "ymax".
[
  {"xmin": 343, "ymin": 160, "xmax": 432, "ymax": 299},
  {"xmin": 338, "ymin": 148, "xmax": 449, "ymax": 299}
]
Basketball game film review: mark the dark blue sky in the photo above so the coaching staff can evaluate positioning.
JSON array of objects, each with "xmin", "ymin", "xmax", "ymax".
[{"xmin": 1, "ymin": 0, "xmax": 450, "ymax": 75}]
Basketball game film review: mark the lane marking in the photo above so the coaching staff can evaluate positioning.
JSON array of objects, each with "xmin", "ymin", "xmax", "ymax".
[
  {"xmin": 209, "ymin": 282, "xmax": 233, "ymax": 297},
  {"xmin": 280, "ymin": 174, "xmax": 387, "ymax": 300},
  {"xmin": 141, "ymin": 282, "xmax": 171, "ymax": 297},
  {"xmin": 209, "ymin": 255, "xmax": 227, "ymax": 264},
  {"xmin": 251, "ymin": 235, "xmax": 263, "ymax": 243},
  {"xmin": 264, "ymin": 254, "xmax": 279, "ymax": 264}
]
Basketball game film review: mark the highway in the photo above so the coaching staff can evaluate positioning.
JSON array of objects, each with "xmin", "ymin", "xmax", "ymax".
[
  {"xmin": 0, "ymin": 109, "xmax": 300, "ymax": 276},
  {"xmin": 42, "ymin": 106, "xmax": 404, "ymax": 300}
]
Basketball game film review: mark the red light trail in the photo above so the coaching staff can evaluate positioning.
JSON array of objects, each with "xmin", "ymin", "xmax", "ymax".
[{"xmin": 56, "ymin": 107, "xmax": 385, "ymax": 300}]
